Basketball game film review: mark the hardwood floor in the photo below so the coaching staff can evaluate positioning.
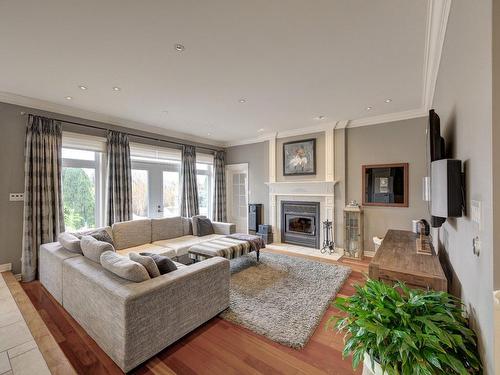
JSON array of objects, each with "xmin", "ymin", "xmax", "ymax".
[{"xmin": 21, "ymin": 250, "xmax": 369, "ymax": 375}]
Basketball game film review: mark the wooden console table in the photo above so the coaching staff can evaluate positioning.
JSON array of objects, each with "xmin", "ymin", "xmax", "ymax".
[{"xmin": 368, "ymin": 229, "xmax": 447, "ymax": 291}]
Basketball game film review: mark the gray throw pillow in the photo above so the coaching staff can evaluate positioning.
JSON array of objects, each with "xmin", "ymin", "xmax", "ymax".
[
  {"xmin": 129, "ymin": 253, "xmax": 161, "ymax": 278},
  {"xmin": 100, "ymin": 251, "xmax": 150, "ymax": 282},
  {"xmin": 81, "ymin": 235, "xmax": 115, "ymax": 263},
  {"xmin": 191, "ymin": 215, "xmax": 207, "ymax": 236},
  {"xmin": 195, "ymin": 217, "xmax": 215, "ymax": 237},
  {"xmin": 140, "ymin": 253, "xmax": 178, "ymax": 274},
  {"xmin": 58, "ymin": 232, "xmax": 83, "ymax": 254},
  {"xmin": 72, "ymin": 229, "xmax": 114, "ymax": 246}
]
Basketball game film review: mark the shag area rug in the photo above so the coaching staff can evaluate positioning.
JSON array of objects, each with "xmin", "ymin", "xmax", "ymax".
[{"xmin": 219, "ymin": 252, "xmax": 351, "ymax": 348}]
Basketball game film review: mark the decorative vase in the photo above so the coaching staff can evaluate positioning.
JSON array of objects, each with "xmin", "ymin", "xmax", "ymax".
[{"xmin": 362, "ymin": 353, "xmax": 386, "ymax": 375}]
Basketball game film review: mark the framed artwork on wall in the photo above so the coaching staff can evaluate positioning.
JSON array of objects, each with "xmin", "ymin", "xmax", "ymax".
[
  {"xmin": 362, "ymin": 163, "xmax": 409, "ymax": 207},
  {"xmin": 283, "ymin": 138, "xmax": 316, "ymax": 176}
]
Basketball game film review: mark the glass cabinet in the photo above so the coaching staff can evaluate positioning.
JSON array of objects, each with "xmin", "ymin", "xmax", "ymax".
[{"xmin": 343, "ymin": 206, "xmax": 363, "ymax": 259}]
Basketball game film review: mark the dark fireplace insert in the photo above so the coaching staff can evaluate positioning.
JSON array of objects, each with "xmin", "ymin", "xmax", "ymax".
[{"xmin": 281, "ymin": 201, "xmax": 320, "ymax": 248}]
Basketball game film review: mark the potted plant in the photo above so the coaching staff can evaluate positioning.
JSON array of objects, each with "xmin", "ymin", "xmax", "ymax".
[{"xmin": 328, "ymin": 279, "xmax": 482, "ymax": 374}]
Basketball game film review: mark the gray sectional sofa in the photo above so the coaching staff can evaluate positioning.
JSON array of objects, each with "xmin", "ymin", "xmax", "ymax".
[{"xmin": 39, "ymin": 216, "xmax": 235, "ymax": 372}]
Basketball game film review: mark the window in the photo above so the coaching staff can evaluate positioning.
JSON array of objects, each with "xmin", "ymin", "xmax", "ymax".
[
  {"xmin": 62, "ymin": 148, "xmax": 103, "ymax": 231},
  {"xmin": 163, "ymin": 171, "xmax": 180, "ymax": 217},
  {"xmin": 132, "ymin": 170, "xmax": 148, "ymax": 219},
  {"xmin": 130, "ymin": 145, "xmax": 214, "ymax": 219},
  {"xmin": 196, "ymin": 163, "xmax": 213, "ymax": 217},
  {"xmin": 131, "ymin": 159, "xmax": 181, "ymax": 219}
]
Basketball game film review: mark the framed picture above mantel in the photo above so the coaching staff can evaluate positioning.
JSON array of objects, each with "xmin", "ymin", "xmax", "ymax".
[
  {"xmin": 283, "ymin": 138, "xmax": 316, "ymax": 176},
  {"xmin": 362, "ymin": 163, "xmax": 409, "ymax": 207}
]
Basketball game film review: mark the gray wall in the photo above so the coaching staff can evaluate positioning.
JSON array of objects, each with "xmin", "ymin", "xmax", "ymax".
[
  {"xmin": 225, "ymin": 141, "xmax": 269, "ymax": 223},
  {"xmin": 343, "ymin": 117, "xmax": 429, "ymax": 252},
  {"xmin": 0, "ymin": 101, "xmax": 219, "ymax": 274},
  {"xmin": 276, "ymin": 132, "xmax": 325, "ymax": 181},
  {"xmin": 432, "ymin": 0, "xmax": 494, "ymax": 372}
]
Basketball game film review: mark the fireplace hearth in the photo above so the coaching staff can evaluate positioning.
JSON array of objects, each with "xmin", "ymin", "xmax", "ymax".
[{"xmin": 281, "ymin": 201, "xmax": 320, "ymax": 248}]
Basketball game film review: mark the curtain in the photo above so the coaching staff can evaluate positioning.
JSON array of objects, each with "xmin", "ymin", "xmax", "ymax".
[
  {"xmin": 180, "ymin": 145, "xmax": 199, "ymax": 217},
  {"xmin": 106, "ymin": 131, "xmax": 132, "ymax": 225},
  {"xmin": 212, "ymin": 151, "xmax": 227, "ymax": 222},
  {"xmin": 22, "ymin": 115, "xmax": 65, "ymax": 282}
]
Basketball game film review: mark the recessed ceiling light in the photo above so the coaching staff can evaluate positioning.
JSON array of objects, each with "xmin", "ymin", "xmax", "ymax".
[
  {"xmin": 239, "ymin": 98, "xmax": 247, "ymax": 103},
  {"xmin": 366, "ymin": 106, "xmax": 373, "ymax": 111},
  {"xmin": 112, "ymin": 86, "xmax": 121, "ymax": 91},
  {"xmin": 65, "ymin": 96, "xmax": 73, "ymax": 100},
  {"xmin": 315, "ymin": 115, "xmax": 325, "ymax": 120},
  {"xmin": 175, "ymin": 43, "xmax": 185, "ymax": 52},
  {"xmin": 78, "ymin": 85, "xmax": 88, "ymax": 90},
  {"xmin": 161, "ymin": 110, "xmax": 168, "ymax": 114},
  {"xmin": 385, "ymin": 99, "xmax": 392, "ymax": 103},
  {"xmin": 207, "ymin": 132, "xmax": 211, "ymax": 136},
  {"xmin": 257, "ymin": 128, "xmax": 265, "ymax": 132}
]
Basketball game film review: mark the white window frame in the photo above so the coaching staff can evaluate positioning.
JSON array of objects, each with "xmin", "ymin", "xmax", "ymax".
[{"xmin": 62, "ymin": 149, "xmax": 105, "ymax": 229}]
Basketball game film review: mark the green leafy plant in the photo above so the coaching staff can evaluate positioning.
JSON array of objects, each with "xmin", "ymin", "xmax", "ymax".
[{"xmin": 328, "ymin": 279, "xmax": 482, "ymax": 374}]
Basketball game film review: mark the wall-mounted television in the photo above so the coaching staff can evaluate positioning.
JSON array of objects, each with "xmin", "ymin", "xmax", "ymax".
[
  {"xmin": 428, "ymin": 109, "xmax": 445, "ymax": 162},
  {"xmin": 428, "ymin": 110, "xmax": 464, "ymax": 227}
]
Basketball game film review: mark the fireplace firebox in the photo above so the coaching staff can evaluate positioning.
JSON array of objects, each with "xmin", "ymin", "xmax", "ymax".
[{"xmin": 281, "ymin": 201, "xmax": 320, "ymax": 248}]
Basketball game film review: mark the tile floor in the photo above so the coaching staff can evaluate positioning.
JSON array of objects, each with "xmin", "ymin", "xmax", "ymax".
[{"xmin": 0, "ymin": 274, "xmax": 50, "ymax": 375}]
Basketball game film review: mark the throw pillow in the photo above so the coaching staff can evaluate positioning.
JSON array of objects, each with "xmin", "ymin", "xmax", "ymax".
[
  {"xmin": 140, "ymin": 253, "xmax": 178, "ymax": 274},
  {"xmin": 190, "ymin": 215, "xmax": 206, "ymax": 236},
  {"xmin": 81, "ymin": 235, "xmax": 115, "ymax": 263},
  {"xmin": 72, "ymin": 228, "xmax": 114, "ymax": 246},
  {"xmin": 100, "ymin": 251, "xmax": 150, "ymax": 282},
  {"xmin": 195, "ymin": 217, "xmax": 215, "ymax": 237},
  {"xmin": 129, "ymin": 253, "xmax": 161, "ymax": 278},
  {"xmin": 57, "ymin": 232, "xmax": 83, "ymax": 254}
]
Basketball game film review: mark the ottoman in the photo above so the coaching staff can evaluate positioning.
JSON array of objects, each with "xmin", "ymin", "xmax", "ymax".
[{"xmin": 189, "ymin": 237, "xmax": 258, "ymax": 262}]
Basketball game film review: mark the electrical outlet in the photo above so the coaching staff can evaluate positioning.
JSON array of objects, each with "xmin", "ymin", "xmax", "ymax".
[
  {"xmin": 9, "ymin": 193, "xmax": 24, "ymax": 201},
  {"xmin": 471, "ymin": 200, "xmax": 481, "ymax": 229}
]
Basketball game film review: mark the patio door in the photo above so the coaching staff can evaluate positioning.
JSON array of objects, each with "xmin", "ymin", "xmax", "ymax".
[{"xmin": 226, "ymin": 163, "xmax": 248, "ymax": 233}]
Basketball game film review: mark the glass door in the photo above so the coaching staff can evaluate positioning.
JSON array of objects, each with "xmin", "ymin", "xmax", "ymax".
[{"xmin": 226, "ymin": 163, "xmax": 248, "ymax": 233}]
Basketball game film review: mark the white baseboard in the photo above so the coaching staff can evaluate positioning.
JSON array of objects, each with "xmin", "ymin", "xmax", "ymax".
[{"xmin": 0, "ymin": 263, "xmax": 12, "ymax": 272}]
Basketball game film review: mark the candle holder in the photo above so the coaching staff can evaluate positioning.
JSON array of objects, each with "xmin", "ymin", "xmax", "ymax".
[{"xmin": 321, "ymin": 219, "xmax": 335, "ymax": 254}]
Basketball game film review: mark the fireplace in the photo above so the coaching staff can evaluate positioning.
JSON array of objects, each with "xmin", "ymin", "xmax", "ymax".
[{"xmin": 281, "ymin": 201, "xmax": 320, "ymax": 248}]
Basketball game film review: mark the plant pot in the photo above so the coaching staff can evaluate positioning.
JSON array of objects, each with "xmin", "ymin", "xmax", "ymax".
[{"xmin": 362, "ymin": 353, "xmax": 386, "ymax": 375}]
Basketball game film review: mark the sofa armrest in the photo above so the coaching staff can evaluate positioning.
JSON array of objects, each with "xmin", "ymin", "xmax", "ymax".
[
  {"xmin": 212, "ymin": 221, "xmax": 236, "ymax": 235},
  {"xmin": 122, "ymin": 257, "xmax": 230, "ymax": 371}
]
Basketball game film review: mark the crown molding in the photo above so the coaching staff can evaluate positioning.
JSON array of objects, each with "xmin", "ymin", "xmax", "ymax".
[
  {"xmin": 223, "ymin": 122, "xmax": 340, "ymax": 147},
  {"xmin": 224, "ymin": 132, "xmax": 277, "ymax": 148},
  {"xmin": 422, "ymin": 0, "xmax": 451, "ymax": 110},
  {"xmin": 347, "ymin": 108, "xmax": 428, "ymax": 128},
  {"xmin": 0, "ymin": 91, "xmax": 225, "ymax": 148}
]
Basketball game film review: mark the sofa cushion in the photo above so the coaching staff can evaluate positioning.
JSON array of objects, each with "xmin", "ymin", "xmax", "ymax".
[
  {"xmin": 140, "ymin": 253, "xmax": 178, "ymax": 275},
  {"xmin": 100, "ymin": 251, "xmax": 150, "ymax": 282},
  {"xmin": 151, "ymin": 216, "xmax": 184, "ymax": 242},
  {"xmin": 152, "ymin": 235, "xmax": 204, "ymax": 257},
  {"xmin": 112, "ymin": 219, "xmax": 152, "ymax": 250},
  {"xmin": 81, "ymin": 235, "xmax": 115, "ymax": 263},
  {"xmin": 58, "ymin": 232, "xmax": 83, "ymax": 254},
  {"xmin": 190, "ymin": 215, "xmax": 207, "ymax": 236},
  {"xmin": 129, "ymin": 253, "xmax": 161, "ymax": 278},
  {"xmin": 194, "ymin": 217, "xmax": 215, "ymax": 237},
  {"xmin": 182, "ymin": 217, "xmax": 192, "ymax": 235},
  {"xmin": 116, "ymin": 243, "xmax": 176, "ymax": 259}
]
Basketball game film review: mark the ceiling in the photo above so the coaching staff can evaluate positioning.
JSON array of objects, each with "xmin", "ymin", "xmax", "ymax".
[{"xmin": 0, "ymin": 0, "xmax": 428, "ymax": 144}]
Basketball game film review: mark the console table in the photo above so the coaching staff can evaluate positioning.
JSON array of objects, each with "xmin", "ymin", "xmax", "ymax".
[{"xmin": 368, "ymin": 229, "xmax": 447, "ymax": 291}]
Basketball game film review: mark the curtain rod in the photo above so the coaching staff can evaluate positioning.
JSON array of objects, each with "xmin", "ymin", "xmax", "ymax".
[{"xmin": 20, "ymin": 111, "xmax": 222, "ymax": 153}]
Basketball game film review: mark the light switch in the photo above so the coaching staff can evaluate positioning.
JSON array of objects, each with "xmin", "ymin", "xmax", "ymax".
[
  {"xmin": 471, "ymin": 200, "xmax": 481, "ymax": 229},
  {"xmin": 9, "ymin": 193, "xmax": 24, "ymax": 201}
]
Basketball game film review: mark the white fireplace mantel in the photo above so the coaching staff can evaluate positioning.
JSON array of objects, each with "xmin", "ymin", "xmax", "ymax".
[{"xmin": 266, "ymin": 180, "xmax": 338, "ymax": 196}]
